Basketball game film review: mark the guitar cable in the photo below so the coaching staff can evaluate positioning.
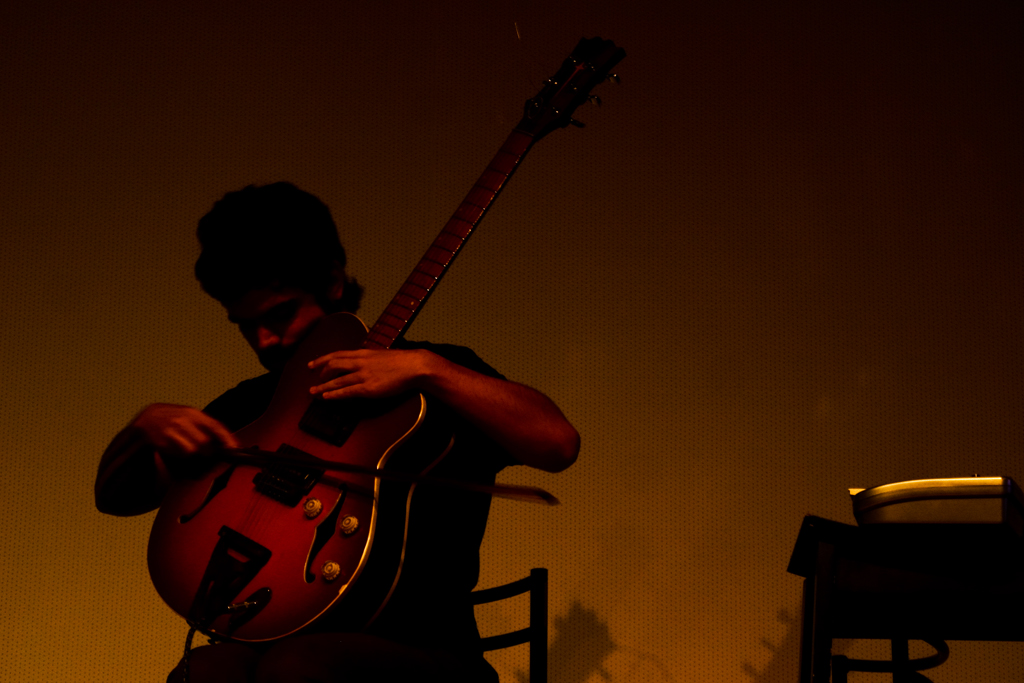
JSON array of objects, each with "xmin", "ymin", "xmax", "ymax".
[{"xmin": 181, "ymin": 626, "xmax": 197, "ymax": 683}]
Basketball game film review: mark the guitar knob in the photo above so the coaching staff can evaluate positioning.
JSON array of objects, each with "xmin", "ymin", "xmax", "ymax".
[
  {"xmin": 339, "ymin": 515, "xmax": 360, "ymax": 536},
  {"xmin": 322, "ymin": 561, "xmax": 342, "ymax": 582},
  {"xmin": 303, "ymin": 498, "xmax": 323, "ymax": 519}
]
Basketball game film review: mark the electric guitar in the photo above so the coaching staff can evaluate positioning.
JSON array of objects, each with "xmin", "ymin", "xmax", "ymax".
[{"xmin": 147, "ymin": 37, "xmax": 625, "ymax": 642}]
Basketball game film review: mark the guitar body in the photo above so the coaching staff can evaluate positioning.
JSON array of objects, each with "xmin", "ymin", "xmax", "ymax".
[{"xmin": 148, "ymin": 313, "xmax": 453, "ymax": 641}]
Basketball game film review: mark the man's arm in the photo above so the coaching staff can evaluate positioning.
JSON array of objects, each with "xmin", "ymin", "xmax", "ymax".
[
  {"xmin": 95, "ymin": 404, "xmax": 239, "ymax": 516},
  {"xmin": 308, "ymin": 349, "xmax": 580, "ymax": 472}
]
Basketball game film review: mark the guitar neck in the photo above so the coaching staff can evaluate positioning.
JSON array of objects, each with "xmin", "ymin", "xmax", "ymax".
[
  {"xmin": 363, "ymin": 36, "xmax": 625, "ymax": 349},
  {"xmin": 363, "ymin": 128, "xmax": 535, "ymax": 350}
]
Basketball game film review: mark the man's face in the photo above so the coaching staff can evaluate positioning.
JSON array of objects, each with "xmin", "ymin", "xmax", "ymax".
[{"xmin": 225, "ymin": 286, "xmax": 327, "ymax": 373}]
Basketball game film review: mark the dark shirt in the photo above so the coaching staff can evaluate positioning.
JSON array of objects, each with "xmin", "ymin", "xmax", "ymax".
[{"xmin": 201, "ymin": 340, "xmax": 516, "ymax": 658}]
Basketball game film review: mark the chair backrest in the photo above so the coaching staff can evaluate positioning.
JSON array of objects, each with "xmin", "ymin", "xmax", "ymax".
[{"xmin": 471, "ymin": 567, "xmax": 548, "ymax": 683}]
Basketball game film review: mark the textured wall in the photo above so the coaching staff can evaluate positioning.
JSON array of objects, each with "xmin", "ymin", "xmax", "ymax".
[{"xmin": 1, "ymin": 1, "xmax": 1021, "ymax": 681}]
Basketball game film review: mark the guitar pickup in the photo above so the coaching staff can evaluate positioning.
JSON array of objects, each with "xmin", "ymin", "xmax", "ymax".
[{"xmin": 251, "ymin": 444, "xmax": 323, "ymax": 507}]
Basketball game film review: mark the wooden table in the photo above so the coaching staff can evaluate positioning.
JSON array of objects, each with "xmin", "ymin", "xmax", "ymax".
[{"xmin": 787, "ymin": 515, "xmax": 1024, "ymax": 682}]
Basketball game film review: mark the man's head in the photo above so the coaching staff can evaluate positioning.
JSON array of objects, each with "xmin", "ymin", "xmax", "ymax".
[{"xmin": 195, "ymin": 182, "xmax": 364, "ymax": 371}]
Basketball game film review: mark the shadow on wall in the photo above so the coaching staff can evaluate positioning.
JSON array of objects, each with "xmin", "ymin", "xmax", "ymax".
[
  {"xmin": 516, "ymin": 601, "xmax": 677, "ymax": 683},
  {"xmin": 518, "ymin": 601, "xmax": 860, "ymax": 682},
  {"xmin": 743, "ymin": 608, "xmax": 850, "ymax": 683},
  {"xmin": 516, "ymin": 601, "xmax": 615, "ymax": 683}
]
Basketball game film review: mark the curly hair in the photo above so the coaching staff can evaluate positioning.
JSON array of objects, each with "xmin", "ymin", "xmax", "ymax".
[{"xmin": 194, "ymin": 182, "xmax": 363, "ymax": 313}]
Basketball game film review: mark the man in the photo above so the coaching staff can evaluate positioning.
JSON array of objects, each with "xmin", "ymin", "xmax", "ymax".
[{"xmin": 94, "ymin": 182, "xmax": 580, "ymax": 682}]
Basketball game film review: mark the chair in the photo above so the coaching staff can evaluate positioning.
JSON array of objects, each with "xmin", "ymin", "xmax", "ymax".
[{"xmin": 472, "ymin": 567, "xmax": 548, "ymax": 683}]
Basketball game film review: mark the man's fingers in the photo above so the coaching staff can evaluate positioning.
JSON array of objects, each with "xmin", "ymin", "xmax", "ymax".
[
  {"xmin": 164, "ymin": 429, "xmax": 201, "ymax": 457},
  {"xmin": 311, "ymin": 359, "xmax": 360, "ymax": 382},
  {"xmin": 222, "ymin": 430, "xmax": 241, "ymax": 450},
  {"xmin": 308, "ymin": 349, "xmax": 378, "ymax": 370},
  {"xmin": 195, "ymin": 414, "xmax": 240, "ymax": 450},
  {"xmin": 133, "ymin": 403, "xmax": 238, "ymax": 460},
  {"xmin": 308, "ymin": 351, "xmax": 355, "ymax": 370},
  {"xmin": 177, "ymin": 418, "xmax": 211, "ymax": 444},
  {"xmin": 310, "ymin": 372, "xmax": 361, "ymax": 396}
]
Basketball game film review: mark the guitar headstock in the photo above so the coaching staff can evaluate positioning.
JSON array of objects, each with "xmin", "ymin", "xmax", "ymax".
[{"xmin": 516, "ymin": 37, "xmax": 626, "ymax": 140}]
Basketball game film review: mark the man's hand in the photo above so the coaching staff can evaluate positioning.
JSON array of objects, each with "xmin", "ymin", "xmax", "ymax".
[
  {"xmin": 308, "ymin": 348, "xmax": 579, "ymax": 472},
  {"xmin": 130, "ymin": 403, "xmax": 240, "ymax": 459},
  {"xmin": 307, "ymin": 349, "xmax": 432, "ymax": 400},
  {"xmin": 96, "ymin": 403, "xmax": 239, "ymax": 516}
]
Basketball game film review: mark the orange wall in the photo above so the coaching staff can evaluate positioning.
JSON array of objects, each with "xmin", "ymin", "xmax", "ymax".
[{"xmin": 1, "ymin": 1, "xmax": 1021, "ymax": 680}]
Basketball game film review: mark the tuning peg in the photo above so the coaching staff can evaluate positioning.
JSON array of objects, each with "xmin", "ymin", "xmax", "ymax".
[
  {"xmin": 569, "ymin": 118, "xmax": 585, "ymax": 128},
  {"xmin": 588, "ymin": 95, "xmax": 602, "ymax": 106},
  {"xmin": 606, "ymin": 73, "xmax": 620, "ymax": 84}
]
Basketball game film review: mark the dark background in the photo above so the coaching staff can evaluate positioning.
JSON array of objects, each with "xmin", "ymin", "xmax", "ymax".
[{"xmin": 1, "ymin": 1, "xmax": 1021, "ymax": 680}]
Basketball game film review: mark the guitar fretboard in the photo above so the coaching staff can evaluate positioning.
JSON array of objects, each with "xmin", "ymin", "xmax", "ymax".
[{"xmin": 363, "ymin": 128, "xmax": 535, "ymax": 350}]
